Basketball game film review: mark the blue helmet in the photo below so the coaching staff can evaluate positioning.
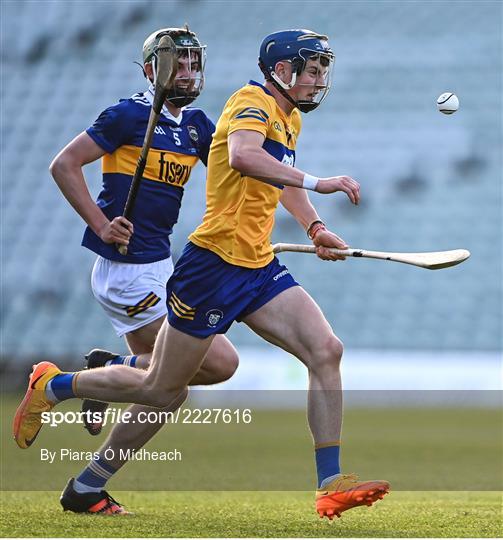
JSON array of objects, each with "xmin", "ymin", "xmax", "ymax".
[{"xmin": 258, "ymin": 29, "xmax": 335, "ymax": 113}]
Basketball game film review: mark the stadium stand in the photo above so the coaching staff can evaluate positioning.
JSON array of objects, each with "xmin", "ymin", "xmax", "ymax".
[{"xmin": 1, "ymin": 1, "xmax": 501, "ymax": 361}]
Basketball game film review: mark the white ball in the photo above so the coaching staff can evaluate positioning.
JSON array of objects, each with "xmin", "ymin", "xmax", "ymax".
[{"xmin": 437, "ymin": 92, "xmax": 459, "ymax": 114}]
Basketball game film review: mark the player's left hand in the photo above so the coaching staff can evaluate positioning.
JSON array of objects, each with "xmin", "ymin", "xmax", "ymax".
[
  {"xmin": 313, "ymin": 229, "xmax": 348, "ymax": 261},
  {"xmin": 315, "ymin": 176, "xmax": 360, "ymax": 205}
]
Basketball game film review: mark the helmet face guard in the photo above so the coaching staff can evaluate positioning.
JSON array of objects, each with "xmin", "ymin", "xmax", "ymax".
[
  {"xmin": 273, "ymin": 49, "xmax": 334, "ymax": 113},
  {"xmin": 143, "ymin": 27, "xmax": 206, "ymax": 107},
  {"xmin": 259, "ymin": 30, "xmax": 335, "ymax": 113}
]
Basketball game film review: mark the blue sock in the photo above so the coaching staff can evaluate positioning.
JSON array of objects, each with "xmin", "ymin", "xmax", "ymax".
[
  {"xmin": 315, "ymin": 443, "xmax": 341, "ymax": 488},
  {"xmin": 46, "ymin": 373, "xmax": 76, "ymax": 402},
  {"xmin": 74, "ymin": 456, "xmax": 118, "ymax": 493},
  {"xmin": 106, "ymin": 355, "xmax": 137, "ymax": 368}
]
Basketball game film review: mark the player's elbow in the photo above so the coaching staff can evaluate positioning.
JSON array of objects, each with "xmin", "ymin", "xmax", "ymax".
[
  {"xmin": 228, "ymin": 146, "xmax": 251, "ymax": 174},
  {"xmin": 228, "ymin": 149, "xmax": 242, "ymax": 172},
  {"xmin": 49, "ymin": 150, "xmax": 80, "ymax": 186},
  {"xmin": 49, "ymin": 152, "xmax": 69, "ymax": 180},
  {"xmin": 48, "ymin": 154, "xmax": 61, "ymax": 178}
]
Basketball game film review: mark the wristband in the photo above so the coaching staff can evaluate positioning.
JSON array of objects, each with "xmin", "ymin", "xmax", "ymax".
[
  {"xmin": 302, "ymin": 173, "xmax": 319, "ymax": 191},
  {"xmin": 307, "ymin": 220, "xmax": 326, "ymax": 240}
]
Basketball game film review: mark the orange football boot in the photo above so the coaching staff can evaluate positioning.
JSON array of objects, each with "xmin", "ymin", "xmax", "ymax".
[
  {"xmin": 13, "ymin": 361, "xmax": 60, "ymax": 448},
  {"xmin": 316, "ymin": 473, "xmax": 390, "ymax": 520}
]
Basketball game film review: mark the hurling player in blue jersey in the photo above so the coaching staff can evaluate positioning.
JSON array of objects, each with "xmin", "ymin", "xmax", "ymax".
[{"xmin": 47, "ymin": 26, "xmax": 238, "ymax": 514}]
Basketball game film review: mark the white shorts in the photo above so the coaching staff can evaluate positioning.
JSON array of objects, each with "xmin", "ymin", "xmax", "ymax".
[{"xmin": 91, "ymin": 256, "xmax": 174, "ymax": 337}]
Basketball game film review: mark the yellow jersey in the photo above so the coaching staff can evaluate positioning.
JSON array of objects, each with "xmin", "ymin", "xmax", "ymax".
[{"xmin": 189, "ymin": 80, "xmax": 302, "ymax": 268}]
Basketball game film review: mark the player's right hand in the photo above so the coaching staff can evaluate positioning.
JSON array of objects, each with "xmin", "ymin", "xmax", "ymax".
[
  {"xmin": 316, "ymin": 176, "xmax": 360, "ymax": 205},
  {"xmin": 99, "ymin": 217, "xmax": 134, "ymax": 245},
  {"xmin": 313, "ymin": 229, "xmax": 349, "ymax": 261}
]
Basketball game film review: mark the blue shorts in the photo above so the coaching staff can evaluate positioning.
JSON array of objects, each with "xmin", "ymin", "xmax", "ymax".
[{"xmin": 166, "ymin": 242, "xmax": 298, "ymax": 338}]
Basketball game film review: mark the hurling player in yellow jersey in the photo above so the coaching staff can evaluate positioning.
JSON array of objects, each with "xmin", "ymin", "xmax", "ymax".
[{"xmin": 15, "ymin": 29, "xmax": 389, "ymax": 519}]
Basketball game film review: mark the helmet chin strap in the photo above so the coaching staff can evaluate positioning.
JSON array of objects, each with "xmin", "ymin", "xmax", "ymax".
[
  {"xmin": 270, "ymin": 72, "xmax": 324, "ymax": 113},
  {"xmin": 268, "ymin": 70, "xmax": 300, "ymax": 111},
  {"xmin": 271, "ymin": 70, "xmax": 297, "ymax": 90}
]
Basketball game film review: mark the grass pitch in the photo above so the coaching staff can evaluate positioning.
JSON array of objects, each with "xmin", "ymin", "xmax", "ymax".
[
  {"xmin": 1, "ymin": 394, "xmax": 501, "ymax": 537},
  {"xmin": 1, "ymin": 490, "xmax": 501, "ymax": 537}
]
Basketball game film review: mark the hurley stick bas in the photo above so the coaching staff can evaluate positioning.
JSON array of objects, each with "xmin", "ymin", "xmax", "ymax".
[
  {"xmin": 117, "ymin": 34, "xmax": 178, "ymax": 255},
  {"xmin": 272, "ymin": 243, "xmax": 470, "ymax": 270}
]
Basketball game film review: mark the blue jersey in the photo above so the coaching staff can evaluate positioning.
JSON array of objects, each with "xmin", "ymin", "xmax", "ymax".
[{"xmin": 83, "ymin": 87, "xmax": 215, "ymax": 263}]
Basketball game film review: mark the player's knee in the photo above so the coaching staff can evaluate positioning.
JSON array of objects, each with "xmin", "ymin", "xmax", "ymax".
[
  {"xmin": 136, "ymin": 354, "xmax": 151, "ymax": 370},
  {"xmin": 142, "ymin": 393, "xmax": 164, "ymax": 408},
  {"xmin": 312, "ymin": 335, "xmax": 343, "ymax": 370},
  {"xmin": 145, "ymin": 387, "xmax": 188, "ymax": 409},
  {"xmin": 146, "ymin": 393, "xmax": 170, "ymax": 408},
  {"xmin": 170, "ymin": 388, "xmax": 189, "ymax": 410},
  {"xmin": 218, "ymin": 349, "xmax": 239, "ymax": 382},
  {"xmin": 326, "ymin": 335, "xmax": 344, "ymax": 365}
]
